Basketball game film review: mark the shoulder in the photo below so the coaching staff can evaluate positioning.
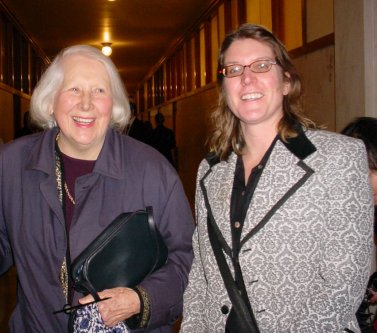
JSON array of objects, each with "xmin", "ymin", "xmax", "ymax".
[
  {"xmin": 197, "ymin": 151, "xmax": 236, "ymax": 179},
  {"xmin": 304, "ymin": 129, "xmax": 369, "ymax": 174},
  {"xmin": 0, "ymin": 131, "xmax": 46, "ymax": 161},
  {"xmin": 109, "ymin": 130, "xmax": 178, "ymax": 177},
  {"xmin": 305, "ymin": 128, "xmax": 366, "ymax": 155}
]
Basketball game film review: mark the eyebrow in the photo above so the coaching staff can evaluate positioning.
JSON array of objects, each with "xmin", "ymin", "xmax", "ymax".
[{"xmin": 223, "ymin": 57, "xmax": 275, "ymax": 65}]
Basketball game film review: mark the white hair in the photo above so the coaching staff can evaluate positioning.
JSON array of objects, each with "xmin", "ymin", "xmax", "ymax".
[{"xmin": 30, "ymin": 45, "xmax": 131, "ymax": 131}]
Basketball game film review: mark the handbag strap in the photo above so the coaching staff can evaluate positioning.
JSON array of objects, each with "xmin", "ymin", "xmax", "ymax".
[
  {"xmin": 207, "ymin": 215, "xmax": 260, "ymax": 333},
  {"xmin": 199, "ymin": 155, "xmax": 260, "ymax": 332}
]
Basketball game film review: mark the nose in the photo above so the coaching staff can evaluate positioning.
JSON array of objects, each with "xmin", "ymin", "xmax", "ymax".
[
  {"xmin": 241, "ymin": 66, "xmax": 257, "ymax": 85},
  {"xmin": 80, "ymin": 91, "xmax": 92, "ymax": 111}
]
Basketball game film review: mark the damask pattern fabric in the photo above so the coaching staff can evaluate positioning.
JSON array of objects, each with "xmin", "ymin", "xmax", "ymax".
[{"xmin": 181, "ymin": 129, "xmax": 374, "ymax": 333}]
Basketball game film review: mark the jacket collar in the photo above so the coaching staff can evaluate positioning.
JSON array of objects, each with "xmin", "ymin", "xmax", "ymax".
[
  {"xmin": 26, "ymin": 127, "xmax": 126, "ymax": 180},
  {"xmin": 280, "ymin": 124, "xmax": 317, "ymax": 160},
  {"xmin": 201, "ymin": 124, "xmax": 317, "ymax": 249}
]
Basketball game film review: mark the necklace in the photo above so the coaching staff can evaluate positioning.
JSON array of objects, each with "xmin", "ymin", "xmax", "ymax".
[
  {"xmin": 64, "ymin": 182, "xmax": 75, "ymax": 205},
  {"xmin": 57, "ymin": 132, "xmax": 75, "ymax": 205}
]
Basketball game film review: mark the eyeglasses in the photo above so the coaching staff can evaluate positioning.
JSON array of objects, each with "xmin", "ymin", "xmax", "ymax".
[{"xmin": 221, "ymin": 59, "xmax": 277, "ymax": 78}]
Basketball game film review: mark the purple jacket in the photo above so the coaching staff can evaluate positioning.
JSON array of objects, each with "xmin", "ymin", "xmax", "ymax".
[{"xmin": 0, "ymin": 127, "xmax": 194, "ymax": 332}]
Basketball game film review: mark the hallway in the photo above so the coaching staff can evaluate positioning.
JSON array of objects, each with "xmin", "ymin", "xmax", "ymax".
[{"xmin": 1, "ymin": 0, "xmax": 376, "ymax": 332}]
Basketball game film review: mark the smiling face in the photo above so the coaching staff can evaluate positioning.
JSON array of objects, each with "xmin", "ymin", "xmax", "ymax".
[
  {"xmin": 223, "ymin": 38, "xmax": 290, "ymax": 134},
  {"xmin": 52, "ymin": 54, "xmax": 113, "ymax": 159}
]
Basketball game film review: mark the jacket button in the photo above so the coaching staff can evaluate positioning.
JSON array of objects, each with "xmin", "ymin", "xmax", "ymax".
[{"xmin": 221, "ymin": 305, "xmax": 229, "ymax": 314}]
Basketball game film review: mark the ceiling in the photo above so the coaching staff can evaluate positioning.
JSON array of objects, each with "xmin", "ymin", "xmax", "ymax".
[{"xmin": 1, "ymin": 0, "xmax": 216, "ymax": 97}]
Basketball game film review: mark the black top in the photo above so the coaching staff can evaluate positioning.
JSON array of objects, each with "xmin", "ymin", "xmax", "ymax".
[
  {"xmin": 61, "ymin": 152, "xmax": 95, "ymax": 230},
  {"xmin": 230, "ymin": 137, "xmax": 278, "ymax": 258}
]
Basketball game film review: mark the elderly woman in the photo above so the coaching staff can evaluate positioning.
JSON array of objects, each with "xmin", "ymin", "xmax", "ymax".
[
  {"xmin": 0, "ymin": 45, "xmax": 194, "ymax": 333},
  {"xmin": 180, "ymin": 23, "xmax": 373, "ymax": 333}
]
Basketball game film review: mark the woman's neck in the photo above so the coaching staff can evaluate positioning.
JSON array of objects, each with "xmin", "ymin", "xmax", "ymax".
[{"xmin": 56, "ymin": 133, "xmax": 101, "ymax": 161}]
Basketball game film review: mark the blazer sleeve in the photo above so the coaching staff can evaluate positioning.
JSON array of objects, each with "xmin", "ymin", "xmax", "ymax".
[
  {"xmin": 180, "ymin": 159, "xmax": 211, "ymax": 332},
  {"xmin": 290, "ymin": 139, "xmax": 374, "ymax": 332}
]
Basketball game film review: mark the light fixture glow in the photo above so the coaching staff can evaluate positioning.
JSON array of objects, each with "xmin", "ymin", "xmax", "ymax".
[{"xmin": 101, "ymin": 42, "xmax": 112, "ymax": 56}]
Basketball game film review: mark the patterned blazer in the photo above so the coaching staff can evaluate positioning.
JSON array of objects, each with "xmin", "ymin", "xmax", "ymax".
[{"xmin": 181, "ymin": 128, "xmax": 374, "ymax": 333}]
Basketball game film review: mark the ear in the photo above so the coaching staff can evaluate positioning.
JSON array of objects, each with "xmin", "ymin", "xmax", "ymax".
[{"xmin": 282, "ymin": 72, "xmax": 291, "ymax": 96}]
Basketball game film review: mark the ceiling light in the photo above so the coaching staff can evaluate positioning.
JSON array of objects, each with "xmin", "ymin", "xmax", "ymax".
[{"xmin": 101, "ymin": 42, "xmax": 112, "ymax": 56}]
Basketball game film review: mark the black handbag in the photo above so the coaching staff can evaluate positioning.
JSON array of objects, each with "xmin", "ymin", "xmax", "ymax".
[{"xmin": 71, "ymin": 206, "xmax": 168, "ymax": 300}]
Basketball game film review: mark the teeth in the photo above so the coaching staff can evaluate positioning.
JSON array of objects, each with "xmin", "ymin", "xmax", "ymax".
[
  {"xmin": 241, "ymin": 92, "xmax": 263, "ymax": 100},
  {"xmin": 73, "ymin": 116, "xmax": 94, "ymax": 124}
]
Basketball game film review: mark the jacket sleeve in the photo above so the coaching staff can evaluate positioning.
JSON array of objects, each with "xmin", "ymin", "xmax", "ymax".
[
  {"xmin": 180, "ymin": 160, "xmax": 210, "ymax": 332},
  {"xmin": 136, "ymin": 162, "xmax": 195, "ymax": 330},
  {"xmin": 0, "ymin": 150, "xmax": 14, "ymax": 275},
  {"xmin": 290, "ymin": 139, "xmax": 374, "ymax": 332}
]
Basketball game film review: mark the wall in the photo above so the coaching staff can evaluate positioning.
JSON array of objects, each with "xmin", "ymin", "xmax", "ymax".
[
  {"xmin": 175, "ymin": 85, "xmax": 218, "ymax": 208},
  {"xmin": 334, "ymin": 0, "xmax": 377, "ymax": 129},
  {"xmin": 295, "ymin": 45, "xmax": 336, "ymax": 131},
  {"xmin": 0, "ymin": 89, "xmax": 13, "ymax": 143},
  {"xmin": 0, "ymin": 87, "xmax": 30, "ymax": 143}
]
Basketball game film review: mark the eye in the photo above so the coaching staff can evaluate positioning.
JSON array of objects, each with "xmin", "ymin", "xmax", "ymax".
[
  {"xmin": 68, "ymin": 87, "xmax": 80, "ymax": 93},
  {"xmin": 93, "ymin": 87, "xmax": 106, "ymax": 94},
  {"xmin": 252, "ymin": 60, "xmax": 271, "ymax": 72},
  {"xmin": 225, "ymin": 65, "xmax": 243, "ymax": 77}
]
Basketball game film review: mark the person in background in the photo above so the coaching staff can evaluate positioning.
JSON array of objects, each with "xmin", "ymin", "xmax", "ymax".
[
  {"xmin": 0, "ymin": 44, "xmax": 194, "ymax": 333},
  {"xmin": 125, "ymin": 102, "xmax": 151, "ymax": 144},
  {"xmin": 341, "ymin": 116, "xmax": 377, "ymax": 332},
  {"xmin": 14, "ymin": 111, "xmax": 34, "ymax": 138},
  {"xmin": 150, "ymin": 113, "xmax": 176, "ymax": 168},
  {"xmin": 180, "ymin": 23, "xmax": 373, "ymax": 333}
]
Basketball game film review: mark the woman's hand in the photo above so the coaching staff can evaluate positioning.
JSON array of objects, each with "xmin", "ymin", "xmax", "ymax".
[{"xmin": 79, "ymin": 287, "xmax": 141, "ymax": 327}]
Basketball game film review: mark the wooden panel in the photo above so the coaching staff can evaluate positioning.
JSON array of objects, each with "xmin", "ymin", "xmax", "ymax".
[
  {"xmin": 306, "ymin": 0, "xmax": 334, "ymax": 42},
  {"xmin": 294, "ymin": 45, "xmax": 335, "ymax": 131},
  {"xmin": 281, "ymin": 0, "xmax": 303, "ymax": 50},
  {"xmin": 175, "ymin": 84, "xmax": 218, "ymax": 208},
  {"xmin": 210, "ymin": 15, "xmax": 219, "ymax": 82},
  {"xmin": 218, "ymin": 3, "xmax": 226, "ymax": 43},
  {"xmin": 272, "ymin": 0, "xmax": 303, "ymax": 50},
  {"xmin": 0, "ymin": 88, "xmax": 14, "ymax": 142},
  {"xmin": 185, "ymin": 39, "xmax": 193, "ymax": 92},
  {"xmin": 194, "ymin": 32, "xmax": 201, "ymax": 89},
  {"xmin": 199, "ymin": 26, "xmax": 206, "ymax": 87},
  {"xmin": 246, "ymin": 0, "xmax": 272, "ymax": 29},
  {"xmin": 204, "ymin": 20, "xmax": 212, "ymax": 85}
]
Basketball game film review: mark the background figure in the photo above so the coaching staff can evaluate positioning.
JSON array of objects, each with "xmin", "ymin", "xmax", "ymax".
[
  {"xmin": 150, "ymin": 113, "xmax": 176, "ymax": 168},
  {"xmin": 125, "ymin": 102, "xmax": 151, "ymax": 144},
  {"xmin": 144, "ymin": 120, "xmax": 153, "ymax": 142},
  {"xmin": 342, "ymin": 117, "xmax": 377, "ymax": 333},
  {"xmin": 14, "ymin": 111, "xmax": 34, "ymax": 138},
  {"xmin": 180, "ymin": 23, "xmax": 373, "ymax": 333},
  {"xmin": 0, "ymin": 45, "xmax": 194, "ymax": 333}
]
